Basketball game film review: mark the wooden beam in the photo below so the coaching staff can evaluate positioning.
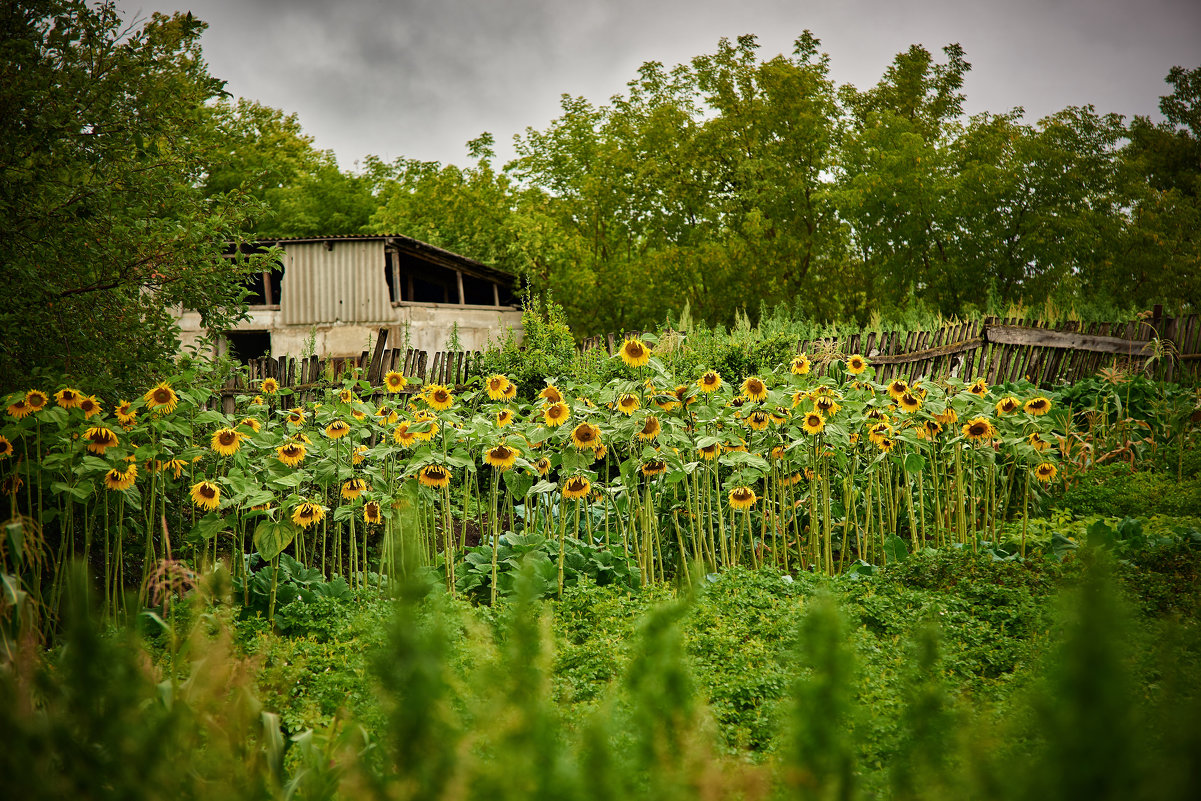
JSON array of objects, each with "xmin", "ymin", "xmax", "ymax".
[
  {"xmin": 493, "ymin": 282, "xmax": 500, "ymax": 306},
  {"xmin": 985, "ymin": 324, "xmax": 1152, "ymax": 356},
  {"xmin": 456, "ymin": 270, "xmax": 465, "ymax": 305},
  {"xmin": 366, "ymin": 328, "xmax": 389, "ymax": 385}
]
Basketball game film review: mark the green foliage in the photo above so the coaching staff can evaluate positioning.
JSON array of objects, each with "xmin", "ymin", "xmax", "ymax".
[
  {"xmin": 233, "ymin": 553, "xmax": 353, "ymax": 637},
  {"xmin": 0, "ymin": 1, "xmax": 271, "ymax": 392},
  {"xmin": 456, "ymin": 530, "xmax": 639, "ymax": 601},
  {"xmin": 1056, "ymin": 464, "xmax": 1201, "ymax": 517}
]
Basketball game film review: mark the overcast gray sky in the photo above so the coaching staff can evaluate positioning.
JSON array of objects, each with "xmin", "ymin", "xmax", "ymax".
[{"xmin": 117, "ymin": 0, "xmax": 1201, "ymax": 169}]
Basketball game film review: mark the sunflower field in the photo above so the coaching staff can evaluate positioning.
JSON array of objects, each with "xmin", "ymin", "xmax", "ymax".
[{"xmin": 0, "ymin": 334, "xmax": 1130, "ymax": 626}]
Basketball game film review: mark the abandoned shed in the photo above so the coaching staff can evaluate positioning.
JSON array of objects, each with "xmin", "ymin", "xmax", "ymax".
[{"xmin": 176, "ymin": 234, "xmax": 523, "ymax": 362}]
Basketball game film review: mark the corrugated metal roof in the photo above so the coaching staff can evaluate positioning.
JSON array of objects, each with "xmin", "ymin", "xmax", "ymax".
[
  {"xmin": 249, "ymin": 233, "xmax": 516, "ymax": 284},
  {"xmin": 280, "ymin": 239, "xmax": 392, "ymax": 325}
]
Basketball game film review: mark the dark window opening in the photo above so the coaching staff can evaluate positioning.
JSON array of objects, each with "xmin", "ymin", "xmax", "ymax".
[
  {"xmin": 396, "ymin": 252, "xmax": 455, "ymax": 304},
  {"xmin": 384, "ymin": 251, "xmax": 399, "ymax": 303},
  {"xmin": 225, "ymin": 330, "xmax": 271, "ymax": 363},
  {"xmin": 462, "ymin": 272, "xmax": 494, "ymax": 306},
  {"xmin": 236, "ymin": 260, "xmax": 284, "ymax": 307},
  {"xmin": 497, "ymin": 281, "xmax": 516, "ymax": 306}
]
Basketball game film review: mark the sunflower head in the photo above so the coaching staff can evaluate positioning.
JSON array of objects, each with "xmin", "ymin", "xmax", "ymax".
[
  {"xmin": 25, "ymin": 390, "xmax": 48, "ymax": 410},
  {"xmin": 543, "ymin": 401, "xmax": 570, "ymax": 427},
  {"xmin": 486, "ymin": 374, "xmax": 510, "ymax": 401},
  {"xmin": 190, "ymin": 480, "xmax": 221, "ymax": 511},
  {"xmin": 562, "ymin": 475, "xmax": 591, "ymax": 500},
  {"xmin": 791, "ymin": 354, "xmax": 811, "ymax": 376},
  {"xmin": 363, "ymin": 501, "xmax": 382, "ymax": 524},
  {"xmin": 539, "ymin": 385, "xmax": 563, "ymax": 404},
  {"xmin": 741, "ymin": 377, "xmax": 767, "ymax": 402},
  {"xmin": 619, "ymin": 338, "xmax": 651, "ymax": 368},
  {"xmin": 485, "ymin": 443, "xmax": 519, "ymax": 470},
  {"xmin": 898, "ymin": 392, "xmax": 922, "ymax": 413},
  {"xmin": 393, "ymin": 422, "xmax": 417, "ymax": 448},
  {"xmin": 277, "ymin": 442, "xmax": 307, "ymax": 467},
  {"xmin": 846, "ymin": 355, "xmax": 867, "ymax": 375},
  {"xmin": 641, "ymin": 459, "xmax": 667, "ymax": 477},
  {"xmin": 617, "ymin": 393, "xmax": 640, "ymax": 415},
  {"xmin": 143, "ymin": 382, "xmax": 179, "ymax": 414},
  {"xmin": 533, "ymin": 457, "xmax": 551, "ymax": 476},
  {"xmin": 261, "ymin": 378, "xmax": 279, "ymax": 394},
  {"xmin": 84, "ymin": 427, "xmax": 119, "ymax": 455},
  {"xmin": 1024, "ymin": 397, "xmax": 1052, "ymax": 416},
  {"xmin": 868, "ymin": 422, "xmax": 892, "ymax": 445},
  {"xmin": 969, "ymin": 378, "xmax": 989, "ymax": 397},
  {"xmin": 698, "ymin": 370, "xmax": 723, "ymax": 393},
  {"xmin": 6, "ymin": 398, "xmax": 31, "ymax": 419},
  {"xmin": 746, "ymin": 410, "xmax": 770, "ymax": 431},
  {"xmin": 995, "ymin": 396, "xmax": 1020, "ymax": 415},
  {"xmin": 502, "ymin": 382, "xmax": 517, "ymax": 400},
  {"xmin": 0, "ymin": 435, "xmax": 14, "ymax": 458},
  {"xmin": 637, "ymin": 415, "xmax": 661, "ymax": 441},
  {"xmin": 814, "ymin": 396, "xmax": 841, "ymax": 417},
  {"xmin": 211, "ymin": 427, "xmax": 243, "ymax": 456},
  {"xmin": 341, "ymin": 477, "xmax": 368, "ymax": 499},
  {"xmin": 802, "ymin": 412, "xmax": 826, "ymax": 436},
  {"xmin": 934, "ymin": 407, "xmax": 959, "ymax": 427},
  {"xmin": 1034, "ymin": 462, "xmax": 1058, "ymax": 483},
  {"xmin": 962, "ymin": 417, "xmax": 996, "ymax": 443},
  {"xmin": 418, "ymin": 464, "xmax": 451, "ymax": 489},
  {"xmin": 571, "ymin": 422, "xmax": 601, "ymax": 451},
  {"xmin": 886, "ymin": 380, "xmax": 909, "ymax": 401},
  {"xmin": 55, "ymin": 388, "xmax": 83, "ymax": 409},
  {"xmin": 424, "ymin": 384, "xmax": 454, "ymax": 411},
  {"xmin": 291, "ymin": 502, "xmax": 326, "ymax": 529},
  {"xmin": 729, "ymin": 486, "xmax": 758, "ymax": 510},
  {"xmin": 1028, "ymin": 432, "xmax": 1051, "ymax": 452},
  {"xmin": 497, "ymin": 408, "xmax": 514, "ymax": 427},
  {"xmin": 104, "ymin": 464, "xmax": 137, "ymax": 492},
  {"xmin": 698, "ymin": 442, "xmax": 721, "ymax": 460},
  {"xmin": 325, "ymin": 420, "xmax": 351, "ymax": 439},
  {"xmin": 78, "ymin": 396, "xmax": 102, "ymax": 418}
]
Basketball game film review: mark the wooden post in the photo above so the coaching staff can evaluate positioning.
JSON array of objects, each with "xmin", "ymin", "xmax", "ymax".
[{"xmin": 456, "ymin": 270, "xmax": 465, "ymax": 305}]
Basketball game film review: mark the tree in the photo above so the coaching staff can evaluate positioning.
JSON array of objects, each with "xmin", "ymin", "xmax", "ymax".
[{"xmin": 0, "ymin": 0, "xmax": 268, "ymax": 391}]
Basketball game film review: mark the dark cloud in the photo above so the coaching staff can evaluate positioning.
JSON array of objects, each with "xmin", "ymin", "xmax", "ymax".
[{"xmin": 118, "ymin": 0, "xmax": 1201, "ymax": 167}]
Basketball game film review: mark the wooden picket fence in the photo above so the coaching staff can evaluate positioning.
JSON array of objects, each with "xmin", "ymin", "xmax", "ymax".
[
  {"xmin": 217, "ymin": 312, "xmax": 1200, "ymax": 412},
  {"xmin": 589, "ymin": 310, "xmax": 1201, "ymax": 386}
]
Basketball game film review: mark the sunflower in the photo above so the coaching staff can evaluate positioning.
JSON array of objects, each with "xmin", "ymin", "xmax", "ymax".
[
  {"xmin": 277, "ymin": 442, "xmax": 307, "ymax": 467},
  {"xmin": 291, "ymin": 502, "xmax": 326, "ymax": 529},
  {"xmin": 377, "ymin": 370, "xmax": 403, "ymax": 393},
  {"xmin": 393, "ymin": 422, "xmax": 418, "ymax": 448},
  {"xmin": 485, "ymin": 442, "xmax": 520, "ymax": 471},
  {"xmin": 338, "ymin": 388, "xmax": 356, "ymax": 404},
  {"xmin": 85, "ymin": 427, "xmax": 119, "ymax": 455},
  {"xmin": 571, "ymin": 422, "xmax": 602, "ymax": 451},
  {"xmin": 698, "ymin": 442, "xmax": 721, "ymax": 460},
  {"xmin": 1028, "ymin": 432, "xmax": 1051, "ymax": 452},
  {"xmin": 619, "ymin": 338, "xmax": 651, "ymax": 368},
  {"xmin": 497, "ymin": 408, "xmax": 514, "ymax": 427},
  {"xmin": 424, "ymin": 384, "xmax": 454, "ymax": 411},
  {"xmin": 6, "ymin": 397, "xmax": 31, "ymax": 419},
  {"xmin": 539, "ymin": 385, "xmax": 563, "ymax": 404},
  {"xmin": 0, "ymin": 435, "xmax": 13, "ymax": 458},
  {"xmin": 261, "ymin": 378, "xmax": 279, "ymax": 394},
  {"xmin": 698, "ymin": 370, "xmax": 723, "ymax": 393},
  {"xmin": 363, "ymin": 501, "xmax": 382, "ymax": 524},
  {"xmin": 877, "ymin": 436, "xmax": 896, "ymax": 453},
  {"xmin": 969, "ymin": 378, "xmax": 989, "ymax": 397},
  {"xmin": 502, "ymin": 382, "xmax": 517, "ymax": 400},
  {"xmin": 995, "ymin": 396, "xmax": 1020, "ymax": 415},
  {"xmin": 728, "ymin": 486, "xmax": 757, "ymax": 510},
  {"xmin": 790, "ymin": 354, "xmax": 811, "ymax": 375},
  {"xmin": 325, "ymin": 420, "xmax": 351, "ymax": 439},
  {"xmin": 917, "ymin": 420, "xmax": 943, "ymax": 440},
  {"xmin": 209, "ymin": 427, "xmax": 242, "ymax": 456},
  {"xmin": 342, "ymin": 477, "xmax": 368, "ymax": 499},
  {"xmin": 55, "ymin": 388, "xmax": 83, "ymax": 409},
  {"xmin": 485, "ymin": 374, "xmax": 510, "ymax": 400},
  {"xmin": 156, "ymin": 459, "xmax": 187, "ymax": 479},
  {"xmin": 813, "ymin": 396, "xmax": 841, "ymax": 417},
  {"xmin": 654, "ymin": 394, "xmax": 681, "ymax": 412},
  {"xmin": 104, "ymin": 463, "xmax": 138, "ymax": 492},
  {"xmin": 741, "ymin": 377, "xmax": 768, "ymax": 402},
  {"xmin": 637, "ymin": 415, "xmax": 661, "ymax": 441},
  {"xmin": 770, "ymin": 407, "xmax": 789, "ymax": 426},
  {"xmin": 412, "ymin": 414, "xmax": 439, "ymax": 442},
  {"xmin": 746, "ymin": 410, "xmax": 771, "ymax": 431},
  {"xmin": 1, "ymin": 473, "xmax": 23, "ymax": 496},
  {"xmin": 543, "ymin": 401, "xmax": 570, "ymax": 427},
  {"xmin": 641, "ymin": 459, "xmax": 667, "ymax": 477},
  {"xmin": 846, "ymin": 355, "xmax": 867, "ymax": 375},
  {"xmin": 143, "ymin": 382, "xmax": 179, "ymax": 414},
  {"xmin": 868, "ymin": 422, "xmax": 892, "ymax": 445},
  {"xmin": 77, "ymin": 396, "xmax": 102, "ymax": 418},
  {"xmin": 962, "ymin": 417, "xmax": 996, "ymax": 443},
  {"xmin": 1034, "ymin": 462, "xmax": 1058, "ymax": 483},
  {"xmin": 190, "ymin": 481, "xmax": 221, "ymax": 511},
  {"xmin": 251, "ymin": 396, "xmax": 265, "ymax": 406},
  {"xmin": 897, "ymin": 392, "xmax": 922, "ymax": 413},
  {"xmin": 934, "ymin": 407, "xmax": 959, "ymax": 427},
  {"xmin": 562, "ymin": 475, "xmax": 591, "ymax": 500},
  {"xmin": 417, "ymin": 464, "xmax": 451, "ymax": 489},
  {"xmin": 351, "ymin": 444, "xmax": 368, "ymax": 465},
  {"xmin": 617, "ymin": 393, "xmax": 640, "ymax": 415},
  {"xmin": 886, "ymin": 379, "xmax": 909, "ymax": 402},
  {"xmin": 113, "ymin": 400, "xmax": 137, "ymax": 428},
  {"xmin": 1024, "ymin": 397, "xmax": 1052, "ymax": 416},
  {"xmin": 532, "ymin": 457, "xmax": 551, "ymax": 476},
  {"xmin": 673, "ymin": 385, "xmax": 697, "ymax": 407},
  {"xmin": 25, "ymin": 390, "xmax": 48, "ymax": 411},
  {"xmin": 790, "ymin": 390, "xmax": 809, "ymax": 409},
  {"xmin": 802, "ymin": 412, "xmax": 826, "ymax": 436},
  {"xmin": 727, "ymin": 438, "xmax": 748, "ymax": 453}
]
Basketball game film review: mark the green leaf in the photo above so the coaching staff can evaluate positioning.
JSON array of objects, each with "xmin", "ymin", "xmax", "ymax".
[{"xmin": 254, "ymin": 519, "xmax": 299, "ymax": 561}]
